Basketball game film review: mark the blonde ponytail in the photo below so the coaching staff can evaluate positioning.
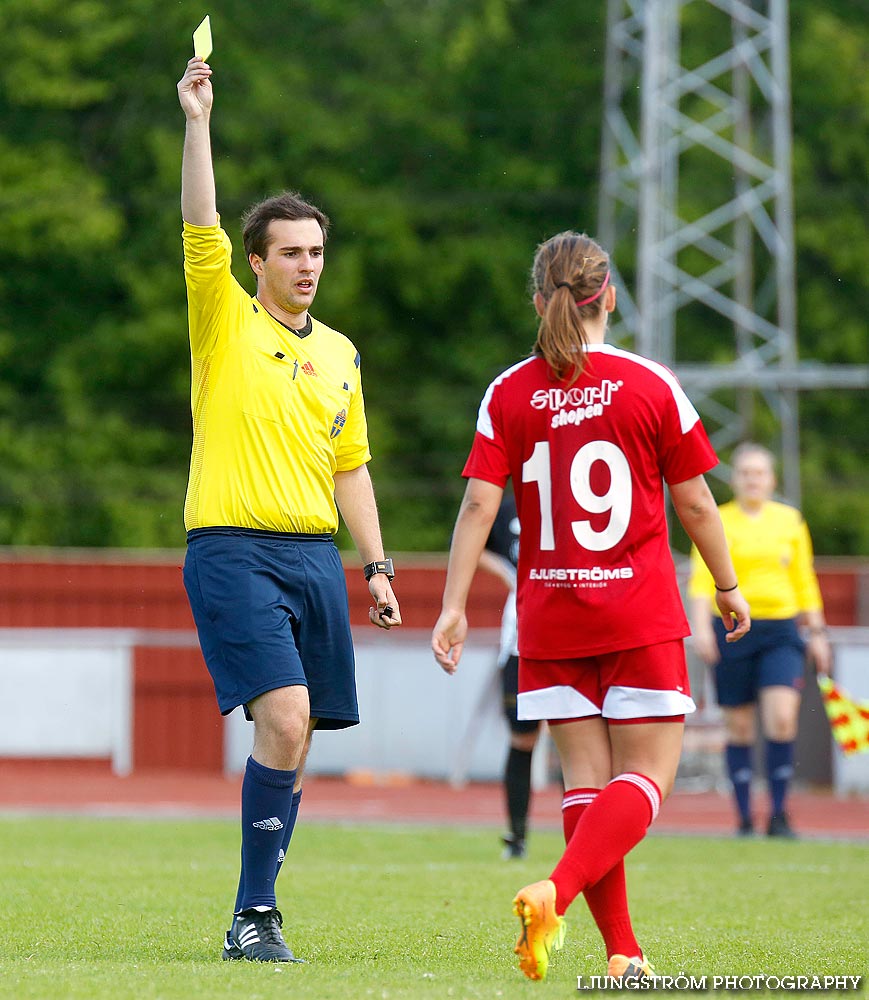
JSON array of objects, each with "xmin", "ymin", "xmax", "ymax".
[{"xmin": 531, "ymin": 232, "xmax": 610, "ymax": 385}]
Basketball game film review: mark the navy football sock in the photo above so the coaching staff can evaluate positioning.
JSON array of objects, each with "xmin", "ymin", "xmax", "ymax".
[
  {"xmin": 234, "ymin": 756, "xmax": 297, "ymax": 913},
  {"xmin": 725, "ymin": 744, "xmax": 753, "ymax": 824},
  {"xmin": 505, "ymin": 747, "xmax": 533, "ymax": 842},
  {"xmin": 275, "ymin": 788, "xmax": 303, "ymax": 883},
  {"xmin": 766, "ymin": 740, "xmax": 794, "ymax": 818}
]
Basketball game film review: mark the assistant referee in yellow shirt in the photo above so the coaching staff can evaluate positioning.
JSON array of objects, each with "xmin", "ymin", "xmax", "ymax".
[
  {"xmin": 688, "ymin": 443, "xmax": 831, "ymax": 839},
  {"xmin": 177, "ymin": 55, "xmax": 401, "ymax": 963}
]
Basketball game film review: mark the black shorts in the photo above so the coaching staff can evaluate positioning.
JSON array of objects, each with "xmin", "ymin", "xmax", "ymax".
[
  {"xmin": 501, "ymin": 655, "xmax": 541, "ymax": 735},
  {"xmin": 183, "ymin": 527, "xmax": 359, "ymax": 728}
]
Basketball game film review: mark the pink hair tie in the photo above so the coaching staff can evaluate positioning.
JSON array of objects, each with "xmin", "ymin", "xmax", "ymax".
[{"xmin": 575, "ymin": 269, "xmax": 611, "ymax": 307}]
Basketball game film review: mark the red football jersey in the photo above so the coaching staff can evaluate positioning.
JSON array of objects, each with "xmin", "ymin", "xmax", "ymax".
[{"xmin": 462, "ymin": 344, "xmax": 718, "ymax": 658}]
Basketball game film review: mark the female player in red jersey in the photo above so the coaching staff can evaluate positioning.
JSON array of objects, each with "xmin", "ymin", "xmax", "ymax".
[{"xmin": 432, "ymin": 232, "xmax": 751, "ymax": 984}]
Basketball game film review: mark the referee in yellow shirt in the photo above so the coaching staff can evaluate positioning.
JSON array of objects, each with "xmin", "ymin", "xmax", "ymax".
[
  {"xmin": 688, "ymin": 443, "xmax": 831, "ymax": 838},
  {"xmin": 177, "ymin": 56, "xmax": 401, "ymax": 962}
]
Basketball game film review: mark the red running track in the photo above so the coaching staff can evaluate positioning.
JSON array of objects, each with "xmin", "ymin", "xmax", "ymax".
[{"xmin": 0, "ymin": 761, "xmax": 867, "ymax": 839}]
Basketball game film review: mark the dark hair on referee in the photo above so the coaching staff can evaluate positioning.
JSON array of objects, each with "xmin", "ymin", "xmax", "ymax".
[
  {"xmin": 242, "ymin": 190, "xmax": 331, "ymax": 262},
  {"xmin": 531, "ymin": 231, "xmax": 610, "ymax": 386}
]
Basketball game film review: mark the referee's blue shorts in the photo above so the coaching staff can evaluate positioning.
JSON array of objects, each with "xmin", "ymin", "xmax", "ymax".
[
  {"xmin": 712, "ymin": 617, "xmax": 806, "ymax": 707},
  {"xmin": 183, "ymin": 527, "xmax": 359, "ymax": 729}
]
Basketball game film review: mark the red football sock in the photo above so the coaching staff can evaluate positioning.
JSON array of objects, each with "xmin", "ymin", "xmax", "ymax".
[
  {"xmin": 561, "ymin": 787, "xmax": 640, "ymax": 958},
  {"xmin": 552, "ymin": 773, "xmax": 661, "ymax": 917}
]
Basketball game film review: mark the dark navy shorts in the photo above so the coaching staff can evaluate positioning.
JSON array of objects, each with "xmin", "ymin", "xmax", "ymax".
[
  {"xmin": 183, "ymin": 527, "xmax": 359, "ymax": 729},
  {"xmin": 501, "ymin": 655, "xmax": 541, "ymax": 735},
  {"xmin": 712, "ymin": 617, "xmax": 806, "ymax": 707}
]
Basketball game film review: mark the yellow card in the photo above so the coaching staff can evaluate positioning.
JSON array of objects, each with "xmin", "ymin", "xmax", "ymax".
[{"xmin": 193, "ymin": 15, "xmax": 212, "ymax": 61}]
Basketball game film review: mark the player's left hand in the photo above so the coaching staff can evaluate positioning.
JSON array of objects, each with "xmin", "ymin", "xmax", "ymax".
[
  {"xmin": 368, "ymin": 579, "xmax": 401, "ymax": 630},
  {"xmin": 716, "ymin": 587, "xmax": 751, "ymax": 643},
  {"xmin": 431, "ymin": 609, "xmax": 468, "ymax": 674}
]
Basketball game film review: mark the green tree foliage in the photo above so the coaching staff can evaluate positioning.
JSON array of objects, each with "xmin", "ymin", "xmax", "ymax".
[
  {"xmin": 0, "ymin": 0, "xmax": 865, "ymax": 552},
  {"xmin": 789, "ymin": 4, "xmax": 869, "ymax": 555}
]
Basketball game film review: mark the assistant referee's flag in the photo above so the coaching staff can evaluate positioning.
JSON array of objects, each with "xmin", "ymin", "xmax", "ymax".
[{"xmin": 817, "ymin": 676, "xmax": 869, "ymax": 756}]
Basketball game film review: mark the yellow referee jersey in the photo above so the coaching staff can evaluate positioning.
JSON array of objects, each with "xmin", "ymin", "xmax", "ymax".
[
  {"xmin": 687, "ymin": 500, "xmax": 823, "ymax": 619},
  {"xmin": 182, "ymin": 221, "xmax": 371, "ymax": 533}
]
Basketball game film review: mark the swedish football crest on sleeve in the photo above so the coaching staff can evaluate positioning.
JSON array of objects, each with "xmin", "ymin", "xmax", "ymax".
[{"xmin": 330, "ymin": 408, "xmax": 347, "ymax": 439}]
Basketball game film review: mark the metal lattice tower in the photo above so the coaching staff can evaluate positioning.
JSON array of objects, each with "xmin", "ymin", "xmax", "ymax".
[{"xmin": 598, "ymin": 0, "xmax": 868, "ymax": 505}]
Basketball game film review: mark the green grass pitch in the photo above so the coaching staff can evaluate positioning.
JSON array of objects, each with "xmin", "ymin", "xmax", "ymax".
[{"xmin": 0, "ymin": 817, "xmax": 866, "ymax": 999}]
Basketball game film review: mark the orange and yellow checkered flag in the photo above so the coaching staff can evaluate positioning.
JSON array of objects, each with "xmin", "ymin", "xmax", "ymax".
[{"xmin": 817, "ymin": 676, "xmax": 869, "ymax": 756}]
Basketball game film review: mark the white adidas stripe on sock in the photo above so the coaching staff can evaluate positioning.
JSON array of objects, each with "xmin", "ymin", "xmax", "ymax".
[
  {"xmin": 610, "ymin": 772, "xmax": 661, "ymax": 822},
  {"xmin": 561, "ymin": 791, "xmax": 598, "ymax": 811}
]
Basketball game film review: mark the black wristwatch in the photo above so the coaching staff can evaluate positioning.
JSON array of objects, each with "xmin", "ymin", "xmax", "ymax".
[{"xmin": 363, "ymin": 558, "xmax": 395, "ymax": 582}]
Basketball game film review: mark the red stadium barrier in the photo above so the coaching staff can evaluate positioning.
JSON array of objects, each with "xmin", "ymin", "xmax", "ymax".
[
  {"xmin": 0, "ymin": 550, "xmax": 509, "ymax": 630},
  {"xmin": 0, "ymin": 549, "xmax": 863, "ymax": 773}
]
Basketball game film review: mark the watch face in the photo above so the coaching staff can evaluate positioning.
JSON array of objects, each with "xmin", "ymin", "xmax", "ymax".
[{"xmin": 365, "ymin": 559, "xmax": 394, "ymax": 581}]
